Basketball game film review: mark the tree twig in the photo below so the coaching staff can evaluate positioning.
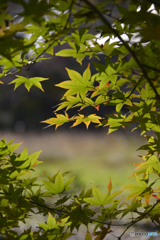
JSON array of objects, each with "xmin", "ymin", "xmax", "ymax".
[
  {"xmin": 82, "ymin": 0, "xmax": 160, "ymax": 101},
  {"xmin": 27, "ymin": 0, "xmax": 74, "ymax": 70},
  {"xmin": 118, "ymin": 199, "xmax": 160, "ymax": 239}
]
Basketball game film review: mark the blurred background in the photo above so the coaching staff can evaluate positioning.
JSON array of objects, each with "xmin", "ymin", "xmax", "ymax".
[
  {"xmin": 0, "ymin": 0, "xmax": 146, "ymax": 194},
  {"xmin": 1, "ymin": 52, "xmax": 147, "ymax": 193}
]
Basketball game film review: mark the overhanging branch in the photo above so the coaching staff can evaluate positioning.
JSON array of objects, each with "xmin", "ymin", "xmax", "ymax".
[{"xmin": 82, "ymin": 0, "xmax": 160, "ymax": 101}]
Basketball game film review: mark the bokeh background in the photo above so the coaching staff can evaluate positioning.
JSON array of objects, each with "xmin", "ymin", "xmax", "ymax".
[
  {"xmin": 0, "ymin": 0, "xmax": 146, "ymax": 192},
  {"xmin": 1, "ymin": 50, "xmax": 147, "ymax": 193}
]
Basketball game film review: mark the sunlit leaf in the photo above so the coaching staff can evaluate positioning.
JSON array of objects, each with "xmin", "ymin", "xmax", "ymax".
[
  {"xmin": 41, "ymin": 113, "xmax": 71, "ymax": 130},
  {"xmin": 9, "ymin": 76, "xmax": 48, "ymax": 91},
  {"xmin": 71, "ymin": 114, "xmax": 101, "ymax": 129},
  {"xmin": 55, "ymin": 66, "xmax": 94, "ymax": 99}
]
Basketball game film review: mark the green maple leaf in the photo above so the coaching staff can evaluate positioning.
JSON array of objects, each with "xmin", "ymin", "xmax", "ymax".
[
  {"xmin": 43, "ymin": 171, "xmax": 74, "ymax": 194},
  {"xmin": 68, "ymin": 205, "xmax": 94, "ymax": 230},
  {"xmin": 43, "ymin": 171, "xmax": 65, "ymax": 194},
  {"xmin": 55, "ymin": 64, "xmax": 94, "ymax": 99},
  {"xmin": 71, "ymin": 114, "xmax": 101, "ymax": 129},
  {"xmin": 11, "ymin": 147, "xmax": 42, "ymax": 169},
  {"xmin": 84, "ymin": 184, "xmax": 123, "ymax": 206},
  {"xmin": 41, "ymin": 113, "xmax": 71, "ymax": 130},
  {"xmin": 55, "ymin": 95, "xmax": 82, "ymax": 112},
  {"xmin": 135, "ymin": 155, "xmax": 160, "ymax": 175},
  {"xmin": 9, "ymin": 75, "xmax": 48, "ymax": 91},
  {"xmin": 120, "ymin": 176, "xmax": 149, "ymax": 201}
]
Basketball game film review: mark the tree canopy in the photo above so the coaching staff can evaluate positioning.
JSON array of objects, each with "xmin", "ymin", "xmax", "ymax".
[{"xmin": 1, "ymin": 0, "xmax": 160, "ymax": 239}]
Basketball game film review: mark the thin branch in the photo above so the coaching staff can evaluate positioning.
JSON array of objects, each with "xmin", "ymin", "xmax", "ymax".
[
  {"xmin": 29, "ymin": 197, "xmax": 160, "ymax": 232},
  {"xmin": 147, "ymin": 213, "xmax": 158, "ymax": 226},
  {"xmin": 28, "ymin": 0, "xmax": 74, "ymax": 69},
  {"xmin": 108, "ymin": 0, "xmax": 116, "ymax": 17},
  {"xmin": 29, "ymin": 198, "xmax": 134, "ymax": 227},
  {"xmin": 81, "ymin": 0, "xmax": 160, "ymax": 101},
  {"xmin": 75, "ymin": 1, "xmax": 120, "ymax": 20},
  {"xmin": 126, "ymin": 76, "xmax": 143, "ymax": 99},
  {"xmin": 118, "ymin": 199, "xmax": 160, "ymax": 239},
  {"xmin": 63, "ymin": 0, "xmax": 74, "ymax": 30},
  {"xmin": 29, "ymin": 200, "xmax": 67, "ymax": 216},
  {"xmin": 32, "ymin": 40, "xmax": 57, "ymax": 64},
  {"xmin": 1, "ymin": 189, "xmax": 159, "ymax": 237},
  {"xmin": 141, "ymin": 64, "xmax": 160, "ymax": 73}
]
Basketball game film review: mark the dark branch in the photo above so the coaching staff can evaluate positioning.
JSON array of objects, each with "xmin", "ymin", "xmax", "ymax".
[
  {"xmin": 82, "ymin": 0, "xmax": 160, "ymax": 101},
  {"xmin": 141, "ymin": 64, "xmax": 160, "ymax": 73},
  {"xmin": 118, "ymin": 199, "xmax": 160, "ymax": 239}
]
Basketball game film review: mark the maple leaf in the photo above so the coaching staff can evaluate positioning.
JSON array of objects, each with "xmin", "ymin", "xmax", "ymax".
[
  {"xmin": 84, "ymin": 183, "xmax": 123, "ymax": 206},
  {"xmin": 135, "ymin": 155, "xmax": 160, "ymax": 175},
  {"xmin": 41, "ymin": 113, "xmax": 72, "ymax": 130},
  {"xmin": 55, "ymin": 65, "xmax": 94, "ymax": 99},
  {"xmin": 120, "ymin": 176, "xmax": 149, "ymax": 201},
  {"xmin": 9, "ymin": 75, "xmax": 48, "ymax": 91},
  {"xmin": 71, "ymin": 114, "xmax": 101, "ymax": 129}
]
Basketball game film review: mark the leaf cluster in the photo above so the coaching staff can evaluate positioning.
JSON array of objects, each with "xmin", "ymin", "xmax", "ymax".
[{"xmin": 1, "ymin": 0, "xmax": 160, "ymax": 239}]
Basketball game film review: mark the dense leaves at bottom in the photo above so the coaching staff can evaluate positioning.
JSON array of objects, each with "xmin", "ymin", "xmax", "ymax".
[{"xmin": 0, "ymin": 137, "xmax": 159, "ymax": 239}]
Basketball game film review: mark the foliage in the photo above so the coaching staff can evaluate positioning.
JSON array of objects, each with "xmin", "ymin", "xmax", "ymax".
[{"xmin": 1, "ymin": 0, "xmax": 160, "ymax": 239}]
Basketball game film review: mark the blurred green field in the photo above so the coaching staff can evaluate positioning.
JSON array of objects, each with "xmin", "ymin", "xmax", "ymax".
[{"xmin": 3, "ymin": 129, "xmax": 152, "ymax": 194}]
